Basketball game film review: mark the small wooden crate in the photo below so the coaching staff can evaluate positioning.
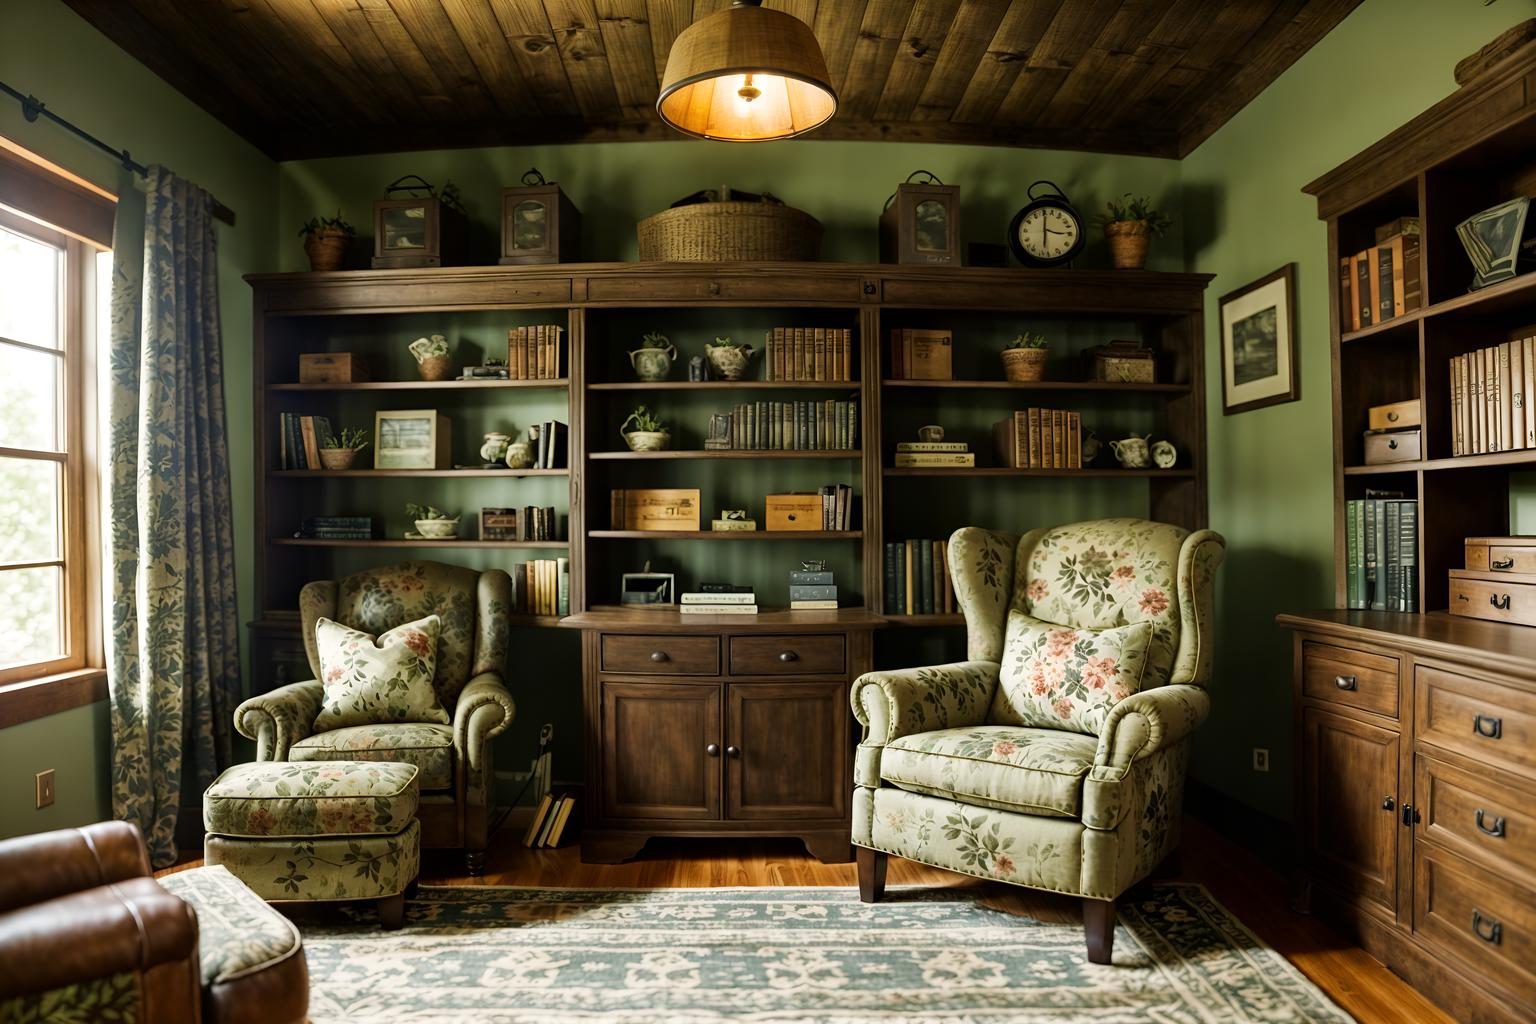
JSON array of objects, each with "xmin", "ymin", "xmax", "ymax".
[
  {"xmin": 298, "ymin": 352, "xmax": 368, "ymax": 384},
  {"xmin": 610, "ymin": 489, "xmax": 701, "ymax": 531},
  {"xmin": 1363, "ymin": 428, "xmax": 1421, "ymax": 464},
  {"xmin": 1466, "ymin": 536, "xmax": 1536, "ymax": 573},
  {"xmin": 765, "ymin": 493, "xmax": 823, "ymax": 531},
  {"xmin": 1368, "ymin": 399, "xmax": 1422, "ymax": 432},
  {"xmin": 1084, "ymin": 341, "xmax": 1156, "ymax": 383}
]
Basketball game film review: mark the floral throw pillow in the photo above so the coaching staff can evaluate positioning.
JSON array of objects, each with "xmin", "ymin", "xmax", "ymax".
[
  {"xmin": 990, "ymin": 613, "xmax": 1153, "ymax": 735},
  {"xmin": 314, "ymin": 615, "xmax": 449, "ymax": 731}
]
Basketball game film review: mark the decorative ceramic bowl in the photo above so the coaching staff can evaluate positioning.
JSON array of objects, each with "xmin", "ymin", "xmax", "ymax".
[
  {"xmin": 622, "ymin": 430, "xmax": 671, "ymax": 452},
  {"xmin": 413, "ymin": 517, "xmax": 460, "ymax": 539},
  {"xmin": 704, "ymin": 343, "xmax": 754, "ymax": 381}
]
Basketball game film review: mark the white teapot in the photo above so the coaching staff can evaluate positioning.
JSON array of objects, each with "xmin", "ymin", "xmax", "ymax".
[{"xmin": 1109, "ymin": 434, "xmax": 1151, "ymax": 469}]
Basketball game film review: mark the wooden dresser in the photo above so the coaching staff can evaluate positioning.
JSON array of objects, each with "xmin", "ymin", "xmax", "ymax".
[
  {"xmin": 1281, "ymin": 610, "xmax": 1536, "ymax": 1024},
  {"xmin": 564, "ymin": 609, "xmax": 881, "ymax": 864}
]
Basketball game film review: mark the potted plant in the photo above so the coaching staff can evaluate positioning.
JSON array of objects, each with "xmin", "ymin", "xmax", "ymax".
[
  {"xmin": 704, "ymin": 335, "xmax": 755, "ymax": 380},
  {"xmin": 317, "ymin": 426, "xmax": 368, "ymax": 470},
  {"xmin": 1097, "ymin": 194, "xmax": 1170, "ymax": 270},
  {"xmin": 628, "ymin": 331, "xmax": 677, "ymax": 382},
  {"xmin": 299, "ymin": 212, "xmax": 354, "ymax": 272},
  {"xmin": 619, "ymin": 404, "xmax": 671, "ymax": 452},
  {"xmin": 408, "ymin": 334, "xmax": 452, "ymax": 381},
  {"xmin": 407, "ymin": 503, "xmax": 460, "ymax": 539},
  {"xmin": 1001, "ymin": 333, "xmax": 1049, "ymax": 382}
]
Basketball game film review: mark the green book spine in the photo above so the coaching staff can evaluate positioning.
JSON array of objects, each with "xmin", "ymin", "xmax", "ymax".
[
  {"xmin": 917, "ymin": 539, "xmax": 933, "ymax": 614},
  {"xmin": 1400, "ymin": 500, "xmax": 1418, "ymax": 613},
  {"xmin": 1365, "ymin": 499, "xmax": 1381, "ymax": 610},
  {"xmin": 1345, "ymin": 500, "xmax": 1363, "ymax": 609},
  {"xmin": 1385, "ymin": 501, "xmax": 1401, "ymax": 613},
  {"xmin": 557, "ymin": 557, "xmax": 569, "ymax": 617},
  {"xmin": 893, "ymin": 542, "xmax": 906, "ymax": 614}
]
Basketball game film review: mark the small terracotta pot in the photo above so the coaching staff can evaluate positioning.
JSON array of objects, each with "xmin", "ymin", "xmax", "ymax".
[
  {"xmin": 417, "ymin": 354, "xmax": 452, "ymax": 381},
  {"xmin": 1105, "ymin": 221, "xmax": 1151, "ymax": 270},
  {"xmin": 303, "ymin": 229, "xmax": 349, "ymax": 272},
  {"xmin": 318, "ymin": 448, "xmax": 359, "ymax": 470},
  {"xmin": 1001, "ymin": 347, "xmax": 1048, "ymax": 382}
]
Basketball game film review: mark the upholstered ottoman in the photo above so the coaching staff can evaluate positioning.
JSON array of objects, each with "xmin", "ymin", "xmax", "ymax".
[
  {"xmin": 159, "ymin": 864, "xmax": 309, "ymax": 1024},
  {"xmin": 203, "ymin": 760, "xmax": 421, "ymax": 929}
]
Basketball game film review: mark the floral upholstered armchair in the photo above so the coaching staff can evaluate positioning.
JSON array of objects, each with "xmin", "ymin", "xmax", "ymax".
[
  {"xmin": 852, "ymin": 518, "xmax": 1224, "ymax": 962},
  {"xmin": 234, "ymin": 561, "xmax": 514, "ymax": 874}
]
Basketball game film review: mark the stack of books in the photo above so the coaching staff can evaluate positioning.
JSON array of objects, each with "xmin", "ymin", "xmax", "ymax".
[
  {"xmin": 892, "ymin": 440, "xmax": 974, "ymax": 468},
  {"xmin": 680, "ymin": 584, "xmax": 756, "ymax": 615},
  {"xmin": 278, "ymin": 413, "xmax": 334, "ymax": 469},
  {"xmin": 789, "ymin": 566, "xmax": 837, "ymax": 610},
  {"xmin": 765, "ymin": 327, "xmax": 854, "ymax": 381},
  {"xmin": 1340, "ymin": 217, "xmax": 1422, "ymax": 332},
  {"xmin": 506, "ymin": 325, "xmax": 565, "ymax": 380},
  {"xmin": 527, "ymin": 421, "xmax": 568, "ymax": 468},
  {"xmin": 710, "ymin": 400, "xmax": 858, "ymax": 450},
  {"xmin": 992, "ymin": 409, "xmax": 1082, "ymax": 469},
  {"xmin": 1344, "ymin": 494, "xmax": 1418, "ymax": 611},
  {"xmin": 1450, "ymin": 335, "xmax": 1536, "ymax": 455},
  {"xmin": 887, "ymin": 328, "xmax": 953, "ymax": 380},
  {"xmin": 296, "ymin": 515, "xmax": 374, "ymax": 540},
  {"xmin": 512, "ymin": 558, "xmax": 569, "ymax": 616},
  {"xmin": 523, "ymin": 791, "xmax": 577, "ymax": 848},
  {"xmin": 460, "ymin": 364, "xmax": 510, "ymax": 380},
  {"xmin": 884, "ymin": 539, "xmax": 956, "ymax": 615}
]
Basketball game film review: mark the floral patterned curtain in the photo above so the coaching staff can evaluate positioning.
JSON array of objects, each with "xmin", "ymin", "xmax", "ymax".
[{"xmin": 108, "ymin": 166, "xmax": 240, "ymax": 867}]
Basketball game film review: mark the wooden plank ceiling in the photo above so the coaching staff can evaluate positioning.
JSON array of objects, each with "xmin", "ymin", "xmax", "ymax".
[{"xmin": 60, "ymin": 0, "xmax": 1361, "ymax": 160}]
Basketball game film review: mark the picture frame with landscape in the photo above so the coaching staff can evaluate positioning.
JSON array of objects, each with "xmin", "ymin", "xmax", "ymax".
[{"xmin": 1219, "ymin": 263, "xmax": 1298, "ymax": 415}]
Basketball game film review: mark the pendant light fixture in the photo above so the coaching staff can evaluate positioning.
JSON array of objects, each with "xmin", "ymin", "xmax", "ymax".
[{"xmin": 657, "ymin": 0, "xmax": 838, "ymax": 142}]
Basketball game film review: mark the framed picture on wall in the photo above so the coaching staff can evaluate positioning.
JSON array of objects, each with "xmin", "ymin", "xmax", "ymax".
[{"xmin": 1220, "ymin": 263, "xmax": 1299, "ymax": 415}]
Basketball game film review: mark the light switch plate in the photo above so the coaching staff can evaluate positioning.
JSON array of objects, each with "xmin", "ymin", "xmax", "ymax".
[{"xmin": 35, "ymin": 769, "xmax": 55, "ymax": 808}]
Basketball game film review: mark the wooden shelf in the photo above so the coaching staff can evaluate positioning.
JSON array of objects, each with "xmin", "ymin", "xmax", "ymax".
[
  {"xmin": 884, "ymin": 467, "xmax": 1196, "ymax": 478},
  {"xmin": 588, "ymin": 380, "xmax": 859, "ymax": 391},
  {"xmin": 1339, "ymin": 270, "xmax": 1536, "ymax": 344},
  {"xmin": 1341, "ymin": 316, "xmax": 1419, "ymax": 344},
  {"xmin": 588, "ymin": 530, "xmax": 861, "ymax": 541},
  {"xmin": 883, "ymin": 379, "xmax": 1190, "ymax": 394},
  {"xmin": 1344, "ymin": 449, "xmax": 1536, "ymax": 475},
  {"xmin": 268, "ymin": 379, "xmax": 568, "ymax": 391},
  {"xmin": 272, "ymin": 538, "xmax": 569, "ymax": 549},
  {"xmin": 268, "ymin": 468, "xmax": 568, "ymax": 477},
  {"xmin": 1342, "ymin": 462, "xmax": 1422, "ymax": 476},
  {"xmin": 882, "ymin": 613, "xmax": 965, "ymax": 627},
  {"xmin": 590, "ymin": 450, "xmax": 860, "ymax": 460}
]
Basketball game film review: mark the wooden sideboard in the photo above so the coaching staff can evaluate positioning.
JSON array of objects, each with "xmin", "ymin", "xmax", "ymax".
[
  {"xmin": 565, "ymin": 608, "xmax": 882, "ymax": 864},
  {"xmin": 1281, "ymin": 610, "xmax": 1536, "ymax": 1024}
]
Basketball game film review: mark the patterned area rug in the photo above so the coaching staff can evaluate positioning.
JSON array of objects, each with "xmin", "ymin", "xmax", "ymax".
[{"xmin": 301, "ymin": 884, "xmax": 1353, "ymax": 1023}]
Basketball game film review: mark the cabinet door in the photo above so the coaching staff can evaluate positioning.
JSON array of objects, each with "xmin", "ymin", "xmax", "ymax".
[
  {"xmin": 600, "ymin": 680, "xmax": 720, "ymax": 821},
  {"xmin": 726, "ymin": 681, "xmax": 847, "ymax": 821},
  {"xmin": 1303, "ymin": 706, "xmax": 1400, "ymax": 914}
]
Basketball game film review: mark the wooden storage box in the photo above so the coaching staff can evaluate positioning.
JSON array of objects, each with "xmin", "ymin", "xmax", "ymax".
[
  {"xmin": 1363, "ymin": 428, "xmax": 1421, "ymax": 464},
  {"xmin": 879, "ymin": 182, "xmax": 960, "ymax": 265},
  {"xmin": 1466, "ymin": 536, "xmax": 1536, "ymax": 573},
  {"xmin": 1085, "ymin": 341, "xmax": 1156, "ymax": 383},
  {"xmin": 610, "ymin": 489, "xmax": 701, "ymax": 531},
  {"xmin": 1449, "ymin": 569, "xmax": 1536, "ymax": 627},
  {"xmin": 1368, "ymin": 398, "xmax": 1421, "ymax": 432},
  {"xmin": 298, "ymin": 352, "xmax": 368, "ymax": 384},
  {"xmin": 765, "ymin": 493, "xmax": 823, "ymax": 531}
]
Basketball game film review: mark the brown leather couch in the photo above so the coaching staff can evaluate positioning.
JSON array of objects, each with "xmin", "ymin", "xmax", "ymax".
[{"xmin": 0, "ymin": 821, "xmax": 307, "ymax": 1024}]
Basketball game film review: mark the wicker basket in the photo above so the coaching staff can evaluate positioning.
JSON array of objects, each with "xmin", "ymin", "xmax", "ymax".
[{"xmin": 638, "ymin": 201, "xmax": 822, "ymax": 262}]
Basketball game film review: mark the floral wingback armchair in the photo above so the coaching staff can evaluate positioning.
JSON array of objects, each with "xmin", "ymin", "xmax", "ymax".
[
  {"xmin": 851, "ymin": 518, "xmax": 1224, "ymax": 963},
  {"xmin": 234, "ymin": 561, "xmax": 514, "ymax": 874}
]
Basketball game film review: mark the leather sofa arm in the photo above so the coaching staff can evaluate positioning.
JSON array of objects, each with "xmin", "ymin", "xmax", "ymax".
[
  {"xmin": 0, "ymin": 821, "xmax": 150, "ymax": 915},
  {"xmin": 233, "ymin": 680, "xmax": 323, "ymax": 761},
  {"xmin": 1094, "ymin": 684, "xmax": 1211, "ymax": 770},
  {"xmin": 0, "ymin": 876, "xmax": 196, "ymax": 1000},
  {"xmin": 453, "ymin": 672, "xmax": 516, "ymax": 771},
  {"xmin": 851, "ymin": 661, "xmax": 1000, "ymax": 746}
]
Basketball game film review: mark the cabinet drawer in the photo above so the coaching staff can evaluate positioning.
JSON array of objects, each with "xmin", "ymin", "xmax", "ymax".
[
  {"xmin": 729, "ymin": 634, "xmax": 846, "ymax": 675},
  {"xmin": 1418, "ymin": 756, "xmax": 1536, "ymax": 880},
  {"xmin": 1417, "ymin": 665, "xmax": 1536, "ymax": 779},
  {"xmin": 1466, "ymin": 538, "xmax": 1536, "ymax": 574},
  {"xmin": 1363, "ymin": 428, "xmax": 1421, "ymax": 464},
  {"xmin": 585, "ymin": 274, "xmax": 861, "ymax": 304},
  {"xmin": 1449, "ymin": 571, "xmax": 1536, "ymax": 627},
  {"xmin": 1416, "ymin": 845, "xmax": 1536, "ymax": 1005},
  {"xmin": 1302, "ymin": 641, "xmax": 1399, "ymax": 717},
  {"xmin": 1368, "ymin": 399, "xmax": 1422, "ymax": 432},
  {"xmin": 601, "ymin": 634, "xmax": 720, "ymax": 675}
]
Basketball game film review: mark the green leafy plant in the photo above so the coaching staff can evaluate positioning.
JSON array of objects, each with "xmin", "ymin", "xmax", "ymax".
[
  {"xmin": 640, "ymin": 331, "xmax": 671, "ymax": 349},
  {"xmin": 625, "ymin": 404, "xmax": 666, "ymax": 432},
  {"xmin": 406, "ymin": 503, "xmax": 455, "ymax": 521},
  {"xmin": 298, "ymin": 211, "xmax": 355, "ymax": 238},
  {"xmin": 323, "ymin": 426, "xmax": 369, "ymax": 451},
  {"xmin": 1004, "ymin": 332, "xmax": 1049, "ymax": 350},
  {"xmin": 484, "ymin": 355, "xmax": 506, "ymax": 367},
  {"xmin": 710, "ymin": 335, "xmax": 739, "ymax": 348},
  {"xmin": 1096, "ymin": 194, "xmax": 1170, "ymax": 237}
]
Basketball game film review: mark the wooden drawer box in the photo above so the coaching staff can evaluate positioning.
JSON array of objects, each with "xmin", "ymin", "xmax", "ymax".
[
  {"xmin": 1417, "ymin": 665, "xmax": 1536, "ymax": 779},
  {"xmin": 601, "ymin": 634, "xmax": 720, "ymax": 675},
  {"xmin": 1363, "ymin": 428, "xmax": 1421, "ymax": 464},
  {"xmin": 1368, "ymin": 399, "xmax": 1421, "ymax": 432},
  {"xmin": 1301, "ymin": 640, "xmax": 1399, "ymax": 717},
  {"xmin": 1449, "ymin": 570, "xmax": 1536, "ymax": 627},
  {"xmin": 1467, "ymin": 537, "xmax": 1536, "ymax": 574},
  {"xmin": 1415, "ymin": 845, "xmax": 1536, "ymax": 1006},
  {"xmin": 729, "ymin": 635, "xmax": 846, "ymax": 676},
  {"xmin": 1418, "ymin": 756, "xmax": 1536, "ymax": 879}
]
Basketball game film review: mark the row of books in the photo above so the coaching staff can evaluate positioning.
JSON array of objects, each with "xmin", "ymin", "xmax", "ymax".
[
  {"xmin": 526, "ymin": 420, "xmax": 569, "ymax": 469},
  {"xmin": 523, "ymin": 791, "xmax": 577, "ymax": 848},
  {"xmin": 1344, "ymin": 496, "xmax": 1418, "ymax": 612},
  {"xmin": 1450, "ymin": 337, "xmax": 1536, "ymax": 456},
  {"xmin": 992, "ymin": 409, "xmax": 1084, "ymax": 469},
  {"xmin": 278, "ymin": 414, "xmax": 335, "ymax": 470},
  {"xmin": 706, "ymin": 401, "xmax": 859, "ymax": 451},
  {"xmin": 680, "ymin": 586, "xmax": 757, "ymax": 615},
  {"xmin": 1339, "ymin": 217, "xmax": 1422, "ymax": 332},
  {"xmin": 810, "ymin": 484, "xmax": 856, "ymax": 531},
  {"xmin": 482, "ymin": 506, "xmax": 561, "ymax": 542},
  {"xmin": 505, "ymin": 325, "xmax": 564, "ymax": 380},
  {"xmin": 297, "ymin": 515, "xmax": 373, "ymax": 539},
  {"xmin": 888, "ymin": 328, "xmax": 953, "ymax": 380},
  {"xmin": 892, "ymin": 441, "xmax": 974, "ymax": 468},
  {"xmin": 764, "ymin": 327, "xmax": 854, "ymax": 381},
  {"xmin": 884, "ymin": 539, "xmax": 955, "ymax": 615},
  {"xmin": 513, "ymin": 558, "xmax": 570, "ymax": 617}
]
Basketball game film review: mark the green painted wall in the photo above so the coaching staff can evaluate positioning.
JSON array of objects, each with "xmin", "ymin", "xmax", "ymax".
[
  {"xmin": 1181, "ymin": 0, "xmax": 1536, "ymax": 821},
  {"xmin": 0, "ymin": 0, "xmax": 277, "ymax": 838}
]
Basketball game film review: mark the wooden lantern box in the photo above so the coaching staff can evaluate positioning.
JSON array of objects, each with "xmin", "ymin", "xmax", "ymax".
[
  {"xmin": 500, "ymin": 184, "xmax": 581, "ymax": 265},
  {"xmin": 298, "ymin": 352, "xmax": 369, "ymax": 384},
  {"xmin": 372, "ymin": 197, "xmax": 465, "ymax": 269},
  {"xmin": 879, "ymin": 182, "xmax": 960, "ymax": 266}
]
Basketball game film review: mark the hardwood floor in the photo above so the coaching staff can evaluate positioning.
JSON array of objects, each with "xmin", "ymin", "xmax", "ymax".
[{"xmin": 172, "ymin": 814, "xmax": 1450, "ymax": 1024}]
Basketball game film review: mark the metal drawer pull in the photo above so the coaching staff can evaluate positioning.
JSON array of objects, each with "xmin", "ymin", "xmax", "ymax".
[
  {"xmin": 778, "ymin": 651, "xmax": 799, "ymax": 663},
  {"xmin": 1490, "ymin": 593, "xmax": 1512, "ymax": 610},
  {"xmin": 1382, "ymin": 796, "xmax": 1395, "ymax": 811},
  {"xmin": 1387, "ymin": 410, "xmax": 1401, "ymax": 422},
  {"xmin": 1387, "ymin": 438, "xmax": 1399, "ymax": 450},
  {"xmin": 650, "ymin": 651, "xmax": 669, "ymax": 662},
  {"xmin": 726, "ymin": 745, "xmax": 741, "ymax": 758},
  {"xmin": 1493, "ymin": 557, "xmax": 1515, "ymax": 570},
  {"xmin": 1475, "ymin": 809, "xmax": 1507, "ymax": 838},
  {"xmin": 1474, "ymin": 714, "xmax": 1503, "ymax": 739},
  {"xmin": 706, "ymin": 743, "xmax": 720, "ymax": 757},
  {"xmin": 1471, "ymin": 909, "xmax": 1502, "ymax": 945},
  {"xmin": 1334, "ymin": 674, "xmax": 1357, "ymax": 691}
]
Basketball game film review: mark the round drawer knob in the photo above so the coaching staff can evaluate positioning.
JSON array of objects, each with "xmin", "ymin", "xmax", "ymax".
[
  {"xmin": 726, "ymin": 745, "xmax": 741, "ymax": 758},
  {"xmin": 650, "ymin": 651, "xmax": 669, "ymax": 662},
  {"xmin": 778, "ymin": 651, "xmax": 798, "ymax": 663},
  {"xmin": 706, "ymin": 743, "xmax": 720, "ymax": 757}
]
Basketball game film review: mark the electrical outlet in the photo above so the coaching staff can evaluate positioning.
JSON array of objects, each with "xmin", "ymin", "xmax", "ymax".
[
  {"xmin": 1252, "ymin": 748, "xmax": 1270, "ymax": 773},
  {"xmin": 35, "ymin": 769, "xmax": 55, "ymax": 808}
]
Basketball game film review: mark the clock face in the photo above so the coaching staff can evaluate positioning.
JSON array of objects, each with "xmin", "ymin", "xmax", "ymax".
[{"xmin": 1016, "ymin": 206, "xmax": 1080, "ymax": 261}]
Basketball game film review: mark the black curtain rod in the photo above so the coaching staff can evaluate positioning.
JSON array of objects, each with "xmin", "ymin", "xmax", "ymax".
[{"xmin": 1, "ymin": 80, "xmax": 236, "ymax": 227}]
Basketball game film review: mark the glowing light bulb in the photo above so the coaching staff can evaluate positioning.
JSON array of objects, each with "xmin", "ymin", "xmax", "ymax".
[{"xmin": 733, "ymin": 74, "xmax": 761, "ymax": 119}]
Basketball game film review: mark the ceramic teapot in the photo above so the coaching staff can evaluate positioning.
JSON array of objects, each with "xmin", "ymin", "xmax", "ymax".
[
  {"xmin": 1109, "ymin": 433, "xmax": 1151, "ymax": 469},
  {"xmin": 628, "ymin": 336, "xmax": 677, "ymax": 381},
  {"xmin": 704, "ymin": 340, "xmax": 754, "ymax": 381}
]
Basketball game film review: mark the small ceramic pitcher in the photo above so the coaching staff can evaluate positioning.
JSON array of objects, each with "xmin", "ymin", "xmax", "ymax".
[
  {"xmin": 480, "ymin": 432, "xmax": 512, "ymax": 465},
  {"xmin": 1109, "ymin": 434, "xmax": 1151, "ymax": 468},
  {"xmin": 704, "ymin": 342, "xmax": 754, "ymax": 381},
  {"xmin": 628, "ymin": 342, "xmax": 676, "ymax": 382}
]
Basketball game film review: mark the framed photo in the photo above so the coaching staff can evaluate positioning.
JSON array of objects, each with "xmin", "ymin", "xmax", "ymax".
[
  {"xmin": 1220, "ymin": 264, "xmax": 1298, "ymax": 415},
  {"xmin": 480, "ymin": 507, "xmax": 519, "ymax": 541},
  {"xmin": 374, "ymin": 410, "xmax": 450, "ymax": 469}
]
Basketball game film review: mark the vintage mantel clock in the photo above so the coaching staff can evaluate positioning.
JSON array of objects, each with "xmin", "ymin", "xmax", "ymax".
[
  {"xmin": 1456, "ymin": 196, "xmax": 1534, "ymax": 290},
  {"xmin": 879, "ymin": 170, "xmax": 960, "ymax": 265},
  {"xmin": 500, "ymin": 168, "xmax": 582, "ymax": 266},
  {"xmin": 1008, "ymin": 180, "xmax": 1085, "ymax": 268},
  {"xmin": 371, "ymin": 175, "xmax": 465, "ymax": 269}
]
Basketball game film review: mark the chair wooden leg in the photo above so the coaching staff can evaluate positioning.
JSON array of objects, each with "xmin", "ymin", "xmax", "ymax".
[
  {"xmin": 1084, "ymin": 897, "xmax": 1115, "ymax": 964},
  {"xmin": 465, "ymin": 849, "xmax": 486, "ymax": 876},
  {"xmin": 857, "ymin": 846, "xmax": 887, "ymax": 903},
  {"xmin": 379, "ymin": 892, "xmax": 406, "ymax": 931},
  {"xmin": 403, "ymin": 879, "xmax": 419, "ymax": 901}
]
